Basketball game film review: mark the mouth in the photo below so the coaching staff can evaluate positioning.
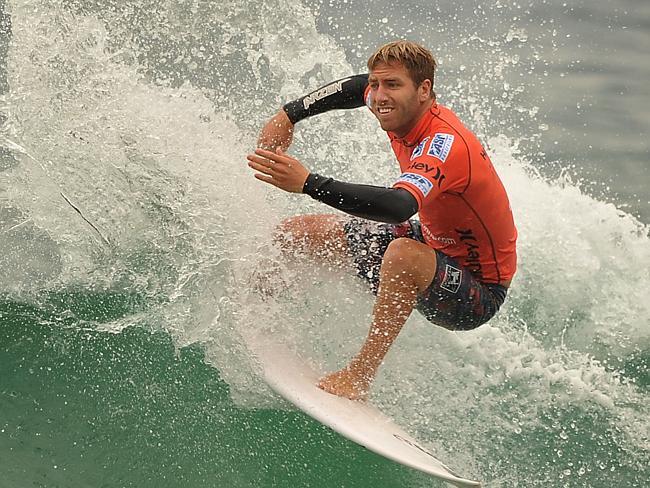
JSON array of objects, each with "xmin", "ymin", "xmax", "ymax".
[{"xmin": 377, "ymin": 106, "xmax": 394, "ymax": 116}]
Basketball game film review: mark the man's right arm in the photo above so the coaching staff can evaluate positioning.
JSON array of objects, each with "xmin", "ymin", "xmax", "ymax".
[
  {"xmin": 257, "ymin": 110, "xmax": 295, "ymax": 151},
  {"xmin": 282, "ymin": 74, "xmax": 370, "ymax": 124},
  {"xmin": 257, "ymin": 74, "xmax": 369, "ymax": 151}
]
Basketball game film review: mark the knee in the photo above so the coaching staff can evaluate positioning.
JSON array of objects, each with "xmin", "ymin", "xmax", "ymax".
[
  {"xmin": 274, "ymin": 215, "xmax": 311, "ymax": 249},
  {"xmin": 381, "ymin": 238, "xmax": 437, "ymax": 281},
  {"xmin": 382, "ymin": 238, "xmax": 421, "ymax": 268},
  {"xmin": 276, "ymin": 215, "xmax": 306, "ymax": 238},
  {"xmin": 275, "ymin": 214, "xmax": 329, "ymax": 241}
]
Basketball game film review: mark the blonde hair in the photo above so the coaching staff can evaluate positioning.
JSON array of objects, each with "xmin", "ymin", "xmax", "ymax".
[{"xmin": 367, "ymin": 40, "xmax": 437, "ymax": 96}]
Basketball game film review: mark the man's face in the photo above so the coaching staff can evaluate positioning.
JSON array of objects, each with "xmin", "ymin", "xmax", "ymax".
[{"xmin": 368, "ymin": 62, "xmax": 432, "ymax": 137}]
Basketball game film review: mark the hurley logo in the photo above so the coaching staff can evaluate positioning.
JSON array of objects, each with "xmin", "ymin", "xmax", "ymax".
[{"xmin": 456, "ymin": 228, "xmax": 483, "ymax": 279}]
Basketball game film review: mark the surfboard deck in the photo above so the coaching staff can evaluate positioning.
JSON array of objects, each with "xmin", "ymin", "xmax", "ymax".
[{"xmin": 245, "ymin": 334, "xmax": 481, "ymax": 487}]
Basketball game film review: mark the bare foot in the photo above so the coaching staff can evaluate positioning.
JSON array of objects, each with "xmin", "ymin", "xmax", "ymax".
[{"xmin": 317, "ymin": 368, "xmax": 371, "ymax": 401}]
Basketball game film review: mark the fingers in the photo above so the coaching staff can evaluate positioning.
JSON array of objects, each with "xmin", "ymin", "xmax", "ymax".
[
  {"xmin": 246, "ymin": 147, "xmax": 308, "ymax": 193},
  {"xmin": 254, "ymin": 148, "xmax": 294, "ymax": 165},
  {"xmin": 247, "ymin": 149, "xmax": 295, "ymax": 174},
  {"xmin": 247, "ymin": 154, "xmax": 290, "ymax": 174},
  {"xmin": 247, "ymin": 158, "xmax": 275, "ymax": 176},
  {"xmin": 253, "ymin": 173, "xmax": 283, "ymax": 189}
]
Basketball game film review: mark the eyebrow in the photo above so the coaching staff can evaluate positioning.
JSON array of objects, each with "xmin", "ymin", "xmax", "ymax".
[{"xmin": 368, "ymin": 76, "xmax": 403, "ymax": 83}]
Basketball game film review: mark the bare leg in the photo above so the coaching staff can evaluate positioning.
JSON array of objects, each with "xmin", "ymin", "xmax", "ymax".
[
  {"xmin": 252, "ymin": 214, "xmax": 350, "ymax": 298},
  {"xmin": 318, "ymin": 237, "xmax": 438, "ymax": 400},
  {"xmin": 274, "ymin": 214, "xmax": 351, "ymax": 268}
]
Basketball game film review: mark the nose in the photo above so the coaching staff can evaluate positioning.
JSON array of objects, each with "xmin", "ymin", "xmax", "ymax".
[{"xmin": 375, "ymin": 84, "xmax": 390, "ymax": 105}]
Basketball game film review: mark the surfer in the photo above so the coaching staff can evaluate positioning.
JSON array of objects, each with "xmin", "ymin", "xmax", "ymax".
[{"xmin": 247, "ymin": 40, "xmax": 517, "ymax": 401}]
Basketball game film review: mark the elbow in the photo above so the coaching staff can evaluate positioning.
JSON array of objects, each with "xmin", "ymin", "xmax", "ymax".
[
  {"xmin": 376, "ymin": 204, "xmax": 417, "ymax": 224},
  {"xmin": 386, "ymin": 210, "xmax": 416, "ymax": 225},
  {"xmin": 387, "ymin": 197, "xmax": 418, "ymax": 224},
  {"xmin": 387, "ymin": 189, "xmax": 419, "ymax": 224}
]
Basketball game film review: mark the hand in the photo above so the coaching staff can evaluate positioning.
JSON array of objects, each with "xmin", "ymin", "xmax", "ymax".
[
  {"xmin": 317, "ymin": 367, "xmax": 372, "ymax": 402},
  {"xmin": 247, "ymin": 148, "xmax": 310, "ymax": 193},
  {"xmin": 257, "ymin": 110, "xmax": 294, "ymax": 151}
]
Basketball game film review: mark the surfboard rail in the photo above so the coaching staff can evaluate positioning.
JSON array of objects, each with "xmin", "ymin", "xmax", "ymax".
[{"xmin": 245, "ymin": 334, "xmax": 481, "ymax": 488}]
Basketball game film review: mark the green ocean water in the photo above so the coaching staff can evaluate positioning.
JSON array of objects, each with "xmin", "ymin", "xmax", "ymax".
[
  {"xmin": 1, "ymin": 294, "xmax": 422, "ymax": 488},
  {"xmin": 2, "ymin": 291, "xmax": 647, "ymax": 487},
  {"xmin": 1, "ymin": 1, "xmax": 649, "ymax": 487}
]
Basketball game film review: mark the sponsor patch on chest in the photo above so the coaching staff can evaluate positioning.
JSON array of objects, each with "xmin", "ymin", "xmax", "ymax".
[
  {"xmin": 426, "ymin": 133, "xmax": 454, "ymax": 162},
  {"xmin": 410, "ymin": 137, "xmax": 430, "ymax": 160}
]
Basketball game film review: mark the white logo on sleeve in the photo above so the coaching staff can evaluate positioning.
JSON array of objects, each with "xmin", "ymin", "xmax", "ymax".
[
  {"xmin": 302, "ymin": 78, "xmax": 351, "ymax": 110},
  {"xmin": 395, "ymin": 172, "xmax": 434, "ymax": 197},
  {"xmin": 410, "ymin": 137, "xmax": 430, "ymax": 160},
  {"xmin": 426, "ymin": 133, "xmax": 455, "ymax": 162}
]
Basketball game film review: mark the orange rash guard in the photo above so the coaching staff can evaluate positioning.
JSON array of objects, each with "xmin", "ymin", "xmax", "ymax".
[
  {"xmin": 386, "ymin": 101, "xmax": 517, "ymax": 284},
  {"xmin": 283, "ymin": 74, "xmax": 517, "ymax": 285}
]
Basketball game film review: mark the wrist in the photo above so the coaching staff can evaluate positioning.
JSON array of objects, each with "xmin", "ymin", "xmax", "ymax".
[
  {"xmin": 279, "ymin": 107, "xmax": 295, "ymax": 127},
  {"xmin": 302, "ymin": 172, "xmax": 318, "ymax": 194},
  {"xmin": 302, "ymin": 172, "xmax": 334, "ymax": 197}
]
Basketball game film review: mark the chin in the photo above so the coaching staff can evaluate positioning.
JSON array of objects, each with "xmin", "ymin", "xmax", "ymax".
[{"xmin": 378, "ymin": 120, "xmax": 395, "ymax": 132}]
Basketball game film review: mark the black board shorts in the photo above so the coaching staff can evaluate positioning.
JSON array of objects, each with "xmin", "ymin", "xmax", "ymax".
[{"xmin": 343, "ymin": 218, "xmax": 508, "ymax": 331}]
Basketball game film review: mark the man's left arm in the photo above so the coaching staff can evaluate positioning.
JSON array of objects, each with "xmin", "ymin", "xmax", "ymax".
[{"xmin": 246, "ymin": 148, "xmax": 419, "ymax": 224}]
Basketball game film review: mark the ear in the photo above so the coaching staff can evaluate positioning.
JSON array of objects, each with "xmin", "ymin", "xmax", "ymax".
[{"xmin": 418, "ymin": 79, "xmax": 432, "ymax": 101}]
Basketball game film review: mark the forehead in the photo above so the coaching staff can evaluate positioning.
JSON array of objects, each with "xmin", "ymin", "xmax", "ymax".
[{"xmin": 368, "ymin": 61, "xmax": 410, "ymax": 80}]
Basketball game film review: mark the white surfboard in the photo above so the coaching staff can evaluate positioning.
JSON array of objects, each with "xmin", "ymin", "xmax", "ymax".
[{"xmin": 246, "ymin": 334, "xmax": 481, "ymax": 488}]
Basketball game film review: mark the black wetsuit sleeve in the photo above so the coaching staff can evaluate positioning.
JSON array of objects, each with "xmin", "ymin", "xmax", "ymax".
[
  {"xmin": 283, "ymin": 74, "xmax": 369, "ymax": 124},
  {"xmin": 303, "ymin": 173, "xmax": 418, "ymax": 224}
]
